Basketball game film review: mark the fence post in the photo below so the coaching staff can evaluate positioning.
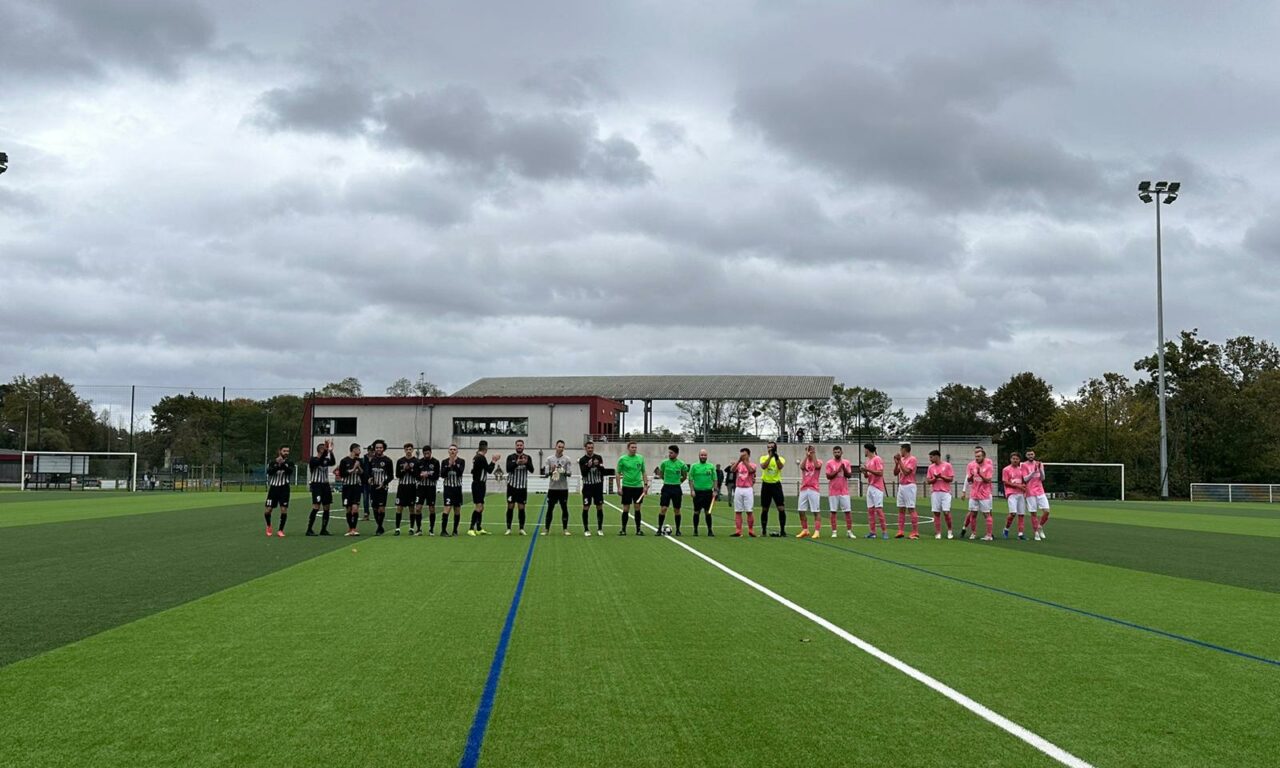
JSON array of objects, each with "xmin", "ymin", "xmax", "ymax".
[{"xmin": 1228, "ymin": 484, "xmax": 1233, "ymax": 503}]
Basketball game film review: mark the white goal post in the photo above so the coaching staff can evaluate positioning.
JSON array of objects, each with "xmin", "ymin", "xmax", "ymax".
[
  {"xmin": 21, "ymin": 451, "xmax": 139, "ymax": 492},
  {"xmin": 1190, "ymin": 483, "xmax": 1279, "ymax": 503},
  {"xmin": 1042, "ymin": 462, "xmax": 1125, "ymax": 501}
]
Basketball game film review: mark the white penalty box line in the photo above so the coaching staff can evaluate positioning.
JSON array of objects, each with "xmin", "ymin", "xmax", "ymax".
[{"xmin": 602, "ymin": 499, "xmax": 1094, "ymax": 768}]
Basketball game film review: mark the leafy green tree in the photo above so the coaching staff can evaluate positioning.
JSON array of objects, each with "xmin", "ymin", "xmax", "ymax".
[
  {"xmin": 991, "ymin": 373, "xmax": 1058, "ymax": 455},
  {"xmin": 911, "ymin": 383, "xmax": 994, "ymax": 436},
  {"xmin": 318, "ymin": 378, "xmax": 363, "ymax": 397}
]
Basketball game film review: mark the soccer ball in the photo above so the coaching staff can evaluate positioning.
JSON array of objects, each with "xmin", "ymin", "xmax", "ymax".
[{"xmin": 660, "ymin": 525, "xmax": 673, "ymax": 535}]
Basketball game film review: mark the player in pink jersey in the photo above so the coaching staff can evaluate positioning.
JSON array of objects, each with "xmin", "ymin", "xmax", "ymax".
[
  {"xmin": 825, "ymin": 446, "xmax": 856, "ymax": 538},
  {"xmin": 796, "ymin": 444, "xmax": 823, "ymax": 538},
  {"xmin": 730, "ymin": 448, "xmax": 758, "ymax": 538},
  {"xmin": 1022, "ymin": 449, "xmax": 1049, "ymax": 540},
  {"xmin": 893, "ymin": 442, "xmax": 920, "ymax": 539},
  {"xmin": 925, "ymin": 449, "xmax": 955, "ymax": 539},
  {"xmin": 1001, "ymin": 452, "xmax": 1029, "ymax": 540},
  {"xmin": 961, "ymin": 446, "xmax": 995, "ymax": 540},
  {"xmin": 862, "ymin": 443, "xmax": 888, "ymax": 539}
]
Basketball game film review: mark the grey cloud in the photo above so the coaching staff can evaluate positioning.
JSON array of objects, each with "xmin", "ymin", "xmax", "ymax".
[
  {"xmin": 0, "ymin": 0, "xmax": 214, "ymax": 81},
  {"xmin": 1244, "ymin": 216, "xmax": 1280, "ymax": 257},
  {"xmin": 378, "ymin": 86, "xmax": 653, "ymax": 186},
  {"xmin": 520, "ymin": 57, "xmax": 618, "ymax": 106},
  {"xmin": 733, "ymin": 49, "xmax": 1105, "ymax": 213},
  {"xmin": 253, "ymin": 80, "xmax": 377, "ymax": 136}
]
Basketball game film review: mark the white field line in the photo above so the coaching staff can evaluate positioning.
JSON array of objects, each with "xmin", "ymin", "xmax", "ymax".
[{"xmin": 603, "ymin": 500, "xmax": 1094, "ymax": 768}]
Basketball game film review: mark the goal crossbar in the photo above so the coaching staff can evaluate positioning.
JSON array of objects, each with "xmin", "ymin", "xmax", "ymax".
[{"xmin": 21, "ymin": 451, "xmax": 139, "ymax": 492}]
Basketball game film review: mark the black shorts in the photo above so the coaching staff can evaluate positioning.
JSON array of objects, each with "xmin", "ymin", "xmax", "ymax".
[
  {"xmin": 396, "ymin": 484, "xmax": 417, "ymax": 507},
  {"xmin": 369, "ymin": 487, "xmax": 389, "ymax": 508},
  {"xmin": 582, "ymin": 483, "xmax": 604, "ymax": 506},
  {"xmin": 442, "ymin": 485, "xmax": 464, "ymax": 508},
  {"xmin": 309, "ymin": 483, "xmax": 332, "ymax": 506},
  {"xmin": 266, "ymin": 485, "xmax": 291, "ymax": 508},
  {"xmin": 547, "ymin": 488, "xmax": 569, "ymax": 508},
  {"xmin": 507, "ymin": 487, "xmax": 528, "ymax": 505},
  {"xmin": 659, "ymin": 484, "xmax": 683, "ymax": 510},
  {"xmin": 341, "ymin": 484, "xmax": 363, "ymax": 508},
  {"xmin": 471, "ymin": 481, "xmax": 487, "ymax": 505},
  {"xmin": 761, "ymin": 482, "xmax": 786, "ymax": 511},
  {"xmin": 620, "ymin": 486, "xmax": 644, "ymax": 505},
  {"xmin": 693, "ymin": 489, "xmax": 715, "ymax": 512},
  {"xmin": 417, "ymin": 484, "xmax": 437, "ymax": 506}
]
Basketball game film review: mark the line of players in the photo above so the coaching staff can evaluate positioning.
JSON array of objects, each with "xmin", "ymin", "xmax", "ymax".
[{"xmin": 260, "ymin": 438, "xmax": 1051, "ymax": 542}]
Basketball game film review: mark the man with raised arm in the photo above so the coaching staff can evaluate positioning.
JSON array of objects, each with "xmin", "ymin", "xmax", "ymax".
[{"xmin": 306, "ymin": 440, "xmax": 336, "ymax": 536}]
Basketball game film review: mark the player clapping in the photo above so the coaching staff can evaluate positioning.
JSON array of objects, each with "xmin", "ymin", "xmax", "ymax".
[
  {"xmin": 1002, "ymin": 452, "xmax": 1028, "ymax": 540},
  {"xmin": 335, "ymin": 443, "xmax": 364, "ymax": 536},
  {"xmin": 925, "ymin": 450, "xmax": 954, "ymax": 539}
]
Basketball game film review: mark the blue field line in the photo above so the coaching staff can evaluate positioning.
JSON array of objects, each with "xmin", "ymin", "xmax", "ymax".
[
  {"xmin": 459, "ymin": 500, "xmax": 547, "ymax": 768},
  {"xmin": 806, "ymin": 538, "xmax": 1280, "ymax": 669}
]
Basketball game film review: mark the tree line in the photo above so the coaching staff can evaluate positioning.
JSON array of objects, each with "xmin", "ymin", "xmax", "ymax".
[{"xmin": 3, "ymin": 331, "xmax": 1278, "ymax": 496}]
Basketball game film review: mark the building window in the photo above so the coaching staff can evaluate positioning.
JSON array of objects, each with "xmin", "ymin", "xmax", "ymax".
[
  {"xmin": 453, "ymin": 417, "xmax": 529, "ymax": 437},
  {"xmin": 314, "ymin": 417, "xmax": 358, "ymax": 435}
]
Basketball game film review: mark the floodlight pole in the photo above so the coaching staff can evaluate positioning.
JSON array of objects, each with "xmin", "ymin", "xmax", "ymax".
[{"xmin": 1154, "ymin": 197, "xmax": 1170, "ymax": 500}]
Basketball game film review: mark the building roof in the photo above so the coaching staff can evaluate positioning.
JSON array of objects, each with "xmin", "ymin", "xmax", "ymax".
[{"xmin": 452, "ymin": 375, "xmax": 834, "ymax": 401}]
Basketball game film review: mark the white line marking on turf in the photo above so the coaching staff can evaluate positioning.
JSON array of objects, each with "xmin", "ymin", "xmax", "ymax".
[{"xmin": 603, "ymin": 500, "xmax": 1094, "ymax": 768}]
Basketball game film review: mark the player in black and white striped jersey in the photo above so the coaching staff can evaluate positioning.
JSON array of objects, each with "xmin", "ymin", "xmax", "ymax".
[
  {"xmin": 394, "ymin": 443, "xmax": 418, "ymax": 536},
  {"xmin": 416, "ymin": 446, "xmax": 439, "ymax": 536},
  {"xmin": 579, "ymin": 440, "xmax": 606, "ymax": 536},
  {"xmin": 335, "ymin": 443, "xmax": 364, "ymax": 536},
  {"xmin": 264, "ymin": 446, "xmax": 293, "ymax": 537},
  {"xmin": 306, "ymin": 440, "xmax": 336, "ymax": 536},
  {"xmin": 504, "ymin": 439, "xmax": 535, "ymax": 535},
  {"xmin": 468, "ymin": 440, "xmax": 500, "ymax": 536},
  {"xmin": 366, "ymin": 440, "xmax": 393, "ymax": 535},
  {"xmin": 439, "ymin": 444, "xmax": 467, "ymax": 537}
]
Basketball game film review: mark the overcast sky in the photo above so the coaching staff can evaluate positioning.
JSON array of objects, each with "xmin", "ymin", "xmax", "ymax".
[{"xmin": 2, "ymin": 0, "xmax": 1279, "ymax": 424}]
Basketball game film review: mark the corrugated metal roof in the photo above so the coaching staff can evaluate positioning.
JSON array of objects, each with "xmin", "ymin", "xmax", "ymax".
[{"xmin": 452, "ymin": 375, "xmax": 834, "ymax": 400}]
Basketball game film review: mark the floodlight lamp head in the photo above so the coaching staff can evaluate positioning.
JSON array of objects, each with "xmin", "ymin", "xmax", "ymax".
[
  {"xmin": 1166, "ymin": 182, "xmax": 1181, "ymax": 194},
  {"xmin": 0, "ymin": 151, "xmax": 7, "ymax": 175},
  {"xmin": 1139, "ymin": 193, "xmax": 1153, "ymax": 203},
  {"xmin": 1138, "ymin": 181, "xmax": 1151, "ymax": 192},
  {"xmin": 1163, "ymin": 194, "xmax": 1177, "ymax": 204},
  {"xmin": 1153, "ymin": 181, "xmax": 1169, "ymax": 191}
]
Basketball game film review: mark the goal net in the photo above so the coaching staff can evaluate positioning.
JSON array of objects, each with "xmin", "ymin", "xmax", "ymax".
[
  {"xmin": 21, "ymin": 451, "xmax": 138, "ymax": 491},
  {"xmin": 1042, "ymin": 462, "xmax": 1125, "ymax": 501},
  {"xmin": 1189, "ymin": 484, "xmax": 1280, "ymax": 503}
]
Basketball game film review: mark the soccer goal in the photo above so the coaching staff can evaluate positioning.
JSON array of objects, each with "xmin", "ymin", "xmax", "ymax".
[
  {"xmin": 1189, "ymin": 483, "xmax": 1280, "ymax": 503},
  {"xmin": 1042, "ymin": 462, "xmax": 1125, "ymax": 501},
  {"xmin": 21, "ymin": 451, "xmax": 138, "ymax": 491}
]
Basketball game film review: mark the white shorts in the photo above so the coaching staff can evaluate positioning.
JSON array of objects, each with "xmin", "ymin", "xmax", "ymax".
[
  {"xmin": 968, "ymin": 497, "xmax": 993, "ymax": 514},
  {"xmin": 733, "ymin": 487, "xmax": 754, "ymax": 512},
  {"xmin": 829, "ymin": 494, "xmax": 851, "ymax": 513},
  {"xmin": 798, "ymin": 489, "xmax": 821, "ymax": 512},
  {"xmin": 896, "ymin": 483, "xmax": 917, "ymax": 509},
  {"xmin": 1006, "ymin": 494, "xmax": 1027, "ymax": 515},
  {"xmin": 866, "ymin": 486, "xmax": 885, "ymax": 509},
  {"xmin": 1026, "ymin": 494, "xmax": 1050, "ymax": 512},
  {"xmin": 931, "ymin": 491, "xmax": 952, "ymax": 513}
]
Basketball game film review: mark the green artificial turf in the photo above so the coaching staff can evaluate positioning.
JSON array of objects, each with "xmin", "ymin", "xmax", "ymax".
[
  {"xmin": 0, "ymin": 491, "xmax": 267, "ymax": 527},
  {"xmin": 0, "ymin": 493, "xmax": 1277, "ymax": 767}
]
